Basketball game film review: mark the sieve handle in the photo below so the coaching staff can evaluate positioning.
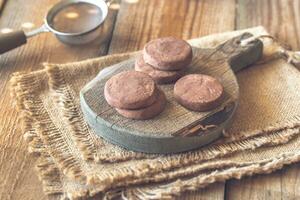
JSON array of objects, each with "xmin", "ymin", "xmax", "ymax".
[{"xmin": 0, "ymin": 30, "xmax": 27, "ymax": 54}]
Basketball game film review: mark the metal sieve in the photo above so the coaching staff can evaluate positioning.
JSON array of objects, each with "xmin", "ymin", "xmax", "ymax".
[{"xmin": 0, "ymin": 0, "xmax": 110, "ymax": 54}]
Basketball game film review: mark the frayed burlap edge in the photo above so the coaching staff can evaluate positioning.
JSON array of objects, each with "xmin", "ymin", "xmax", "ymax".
[
  {"xmin": 120, "ymin": 151, "xmax": 300, "ymax": 199},
  {"xmin": 10, "ymin": 72, "xmax": 64, "ymax": 197},
  {"xmin": 9, "ymin": 55, "xmax": 300, "ymax": 199},
  {"xmin": 10, "ymin": 26, "xmax": 300, "ymax": 198},
  {"xmin": 46, "ymin": 62, "xmax": 155, "ymax": 164},
  {"xmin": 44, "ymin": 62, "xmax": 300, "ymax": 188}
]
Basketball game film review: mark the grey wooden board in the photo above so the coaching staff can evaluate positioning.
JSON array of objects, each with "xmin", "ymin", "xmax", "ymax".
[{"xmin": 80, "ymin": 33, "xmax": 263, "ymax": 153}]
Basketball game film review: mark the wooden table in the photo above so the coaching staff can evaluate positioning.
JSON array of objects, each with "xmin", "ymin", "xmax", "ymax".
[{"xmin": 0, "ymin": 0, "xmax": 299, "ymax": 199}]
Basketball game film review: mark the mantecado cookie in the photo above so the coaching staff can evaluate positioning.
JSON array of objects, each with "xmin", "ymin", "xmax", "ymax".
[
  {"xmin": 135, "ymin": 55, "xmax": 185, "ymax": 84},
  {"xmin": 116, "ymin": 89, "xmax": 166, "ymax": 120},
  {"xmin": 143, "ymin": 37, "xmax": 192, "ymax": 71},
  {"xmin": 174, "ymin": 74, "xmax": 224, "ymax": 111},
  {"xmin": 104, "ymin": 71, "xmax": 158, "ymax": 109}
]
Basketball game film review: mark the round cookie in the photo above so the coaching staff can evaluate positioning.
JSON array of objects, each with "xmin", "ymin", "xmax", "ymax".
[
  {"xmin": 174, "ymin": 74, "xmax": 224, "ymax": 111},
  {"xmin": 135, "ymin": 55, "xmax": 185, "ymax": 84},
  {"xmin": 143, "ymin": 37, "xmax": 193, "ymax": 71},
  {"xmin": 104, "ymin": 71, "xmax": 158, "ymax": 109},
  {"xmin": 116, "ymin": 90, "xmax": 166, "ymax": 120}
]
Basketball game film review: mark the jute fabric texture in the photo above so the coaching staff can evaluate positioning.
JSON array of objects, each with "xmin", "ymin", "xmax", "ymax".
[{"xmin": 10, "ymin": 26, "xmax": 300, "ymax": 199}]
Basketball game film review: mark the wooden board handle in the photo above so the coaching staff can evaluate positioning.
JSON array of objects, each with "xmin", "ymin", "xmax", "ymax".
[
  {"xmin": 225, "ymin": 33, "xmax": 263, "ymax": 72},
  {"xmin": 210, "ymin": 33, "xmax": 263, "ymax": 73}
]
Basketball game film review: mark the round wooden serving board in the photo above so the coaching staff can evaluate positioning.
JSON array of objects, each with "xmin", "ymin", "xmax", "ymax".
[{"xmin": 80, "ymin": 33, "xmax": 263, "ymax": 154}]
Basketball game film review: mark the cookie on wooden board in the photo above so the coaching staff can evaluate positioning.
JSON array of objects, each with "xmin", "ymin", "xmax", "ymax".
[
  {"xmin": 116, "ymin": 89, "xmax": 166, "ymax": 120},
  {"xmin": 143, "ymin": 37, "xmax": 193, "ymax": 71},
  {"xmin": 104, "ymin": 71, "xmax": 158, "ymax": 109},
  {"xmin": 174, "ymin": 74, "xmax": 224, "ymax": 111},
  {"xmin": 135, "ymin": 55, "xmax": 185, "ymax": 84}
]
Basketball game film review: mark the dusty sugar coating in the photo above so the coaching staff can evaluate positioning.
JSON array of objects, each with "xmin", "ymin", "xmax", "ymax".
[
  {"xmin": 143, "ymin": 37, "xmax": 193, "ymax": 70},
  {"xmin": 104, "ymin": 71, "xmax": 158, "ymax": 109},
  {"xmin": 135, "ymin": 55, "xmax": 185, "ymax": 84},
  {"xmin": 174, "ymin": 74, "xmax": 224, "ymax": 111},
  {"xmin": 115, "ymin": 90, "xmax": 166, "ymax": 120}
]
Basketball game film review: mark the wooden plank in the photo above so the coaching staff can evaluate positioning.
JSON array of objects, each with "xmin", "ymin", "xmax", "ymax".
[
  {"xmin": 181, "ymin": 183, "xmax": 225, "ymax": 200},
  {"xmin": 226, "ymin": 163, "xmax": 300, "ymax": 200},
  {"xmin": 226, "ymin": 0, "xmax": 300, "ymax": 199},
  {"xmin": 236, "ymin": 0, "xmax": 300, "ymax": 49},
  {"xmin": 280, "ymin": 163, "xmax": 300, "ymax": 199},
  {"xmin": 0, "ymin": 0, "xmax": 119, "ymax": 199},
  {"xmin": 108, "ymin": 0, "xmax": 236, "ymax": 198},
  {"xmin": 109, "ymin": 0, "xmax": 236, "ymax": 54}
]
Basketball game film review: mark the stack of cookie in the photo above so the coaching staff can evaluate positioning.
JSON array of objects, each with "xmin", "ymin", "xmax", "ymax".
[
  {"xmin": 104, "ymin": 71, "xmax": 166, "ymax": 120},
  {"xmin": 104, "ymin": 37, "xmax": 224, "ymax": 120},
  {"xmin": 135, "ymin": 37, "xmax": 193, "ymax": 84}
]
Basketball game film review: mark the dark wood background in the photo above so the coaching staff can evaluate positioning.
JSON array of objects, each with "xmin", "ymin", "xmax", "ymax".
[{"xmin": 0, "ymin": 0, "xmax": 299, "ymax": 199}]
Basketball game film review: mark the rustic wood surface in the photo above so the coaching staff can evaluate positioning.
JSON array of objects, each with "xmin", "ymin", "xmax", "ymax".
[{"xmin": 0, "ymin": 0, "xmax": 299, "ymax": 199}]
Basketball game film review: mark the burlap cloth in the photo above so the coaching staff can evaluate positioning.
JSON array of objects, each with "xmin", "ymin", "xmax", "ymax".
[{"xmin": 10, "ymin": 26, "xmax": 300, "ymax": 199}]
